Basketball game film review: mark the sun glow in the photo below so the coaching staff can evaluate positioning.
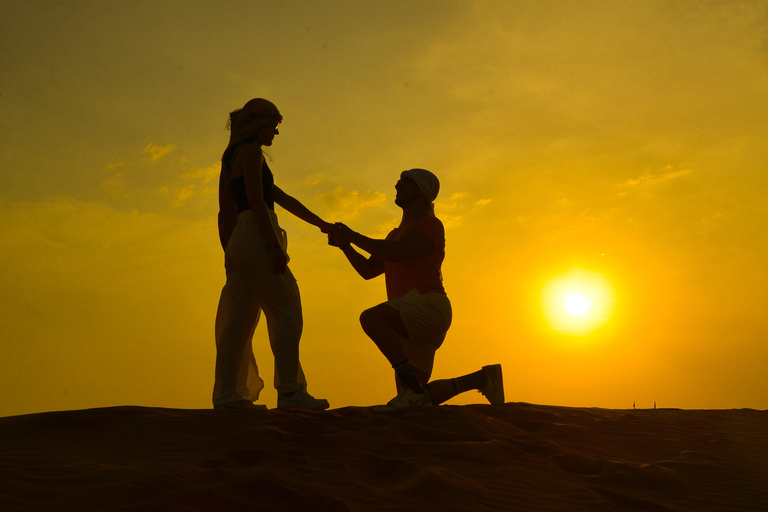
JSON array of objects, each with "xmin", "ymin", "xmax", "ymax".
[
  {"xmin": 541, "ymin": 269, "xmax": 616, "ymax": 336},
  {"xmin": 564, "ymin": 292, "xmax": 592, "ymax": 316}
]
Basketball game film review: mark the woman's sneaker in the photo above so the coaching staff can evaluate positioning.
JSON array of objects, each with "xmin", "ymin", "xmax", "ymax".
[
  {"xmin": 374, "ymin": 387, "xmax": 432, "ymax": 411},
  {"xmin": 278, "ymin": 390, "xmax": 330, "ymax": 410},
  {"xmin": 480, "ymin": 364, "xmax": 505, "ymax": 405}
]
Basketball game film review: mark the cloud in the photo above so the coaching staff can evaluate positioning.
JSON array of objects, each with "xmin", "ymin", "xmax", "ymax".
[
  {"xmin": 316, "ymin": 186, "xmax": 386, "ymax": 222},
  {"xmin": 301, "ymin": 174, "xmax": 327, "ymax": 187},
  {"xmin": 435, "ymin": 191, "xmax": 493, "ymax": 229},
  {"xmin": 101, "ymin": 171, "xmax": 127, "ymax": 192},
  {"xmin": 106, "ymin": 160, "xmax": 129, "ymax": 171},
  {"xmin": 143, "ymin": 143, "xmax": 176, "ymax": 164},
  {"xmin": 170, "ymin": 163, "xmax": 220, "ymax": 209},
  {"xmin": 98, "ymin": 143, "xmax": 220, "ymax": 215},
  {"xmin": 622, "ymin": 169, "xmax": 692, "ymax": 189}
]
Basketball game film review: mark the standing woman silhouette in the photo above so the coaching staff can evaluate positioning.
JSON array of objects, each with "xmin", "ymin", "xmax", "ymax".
[{"xmin": 214, "ymin": 98, "xmax": 330, "ymax": 410}]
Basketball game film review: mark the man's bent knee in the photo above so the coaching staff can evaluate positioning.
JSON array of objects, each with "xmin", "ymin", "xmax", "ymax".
[
  {"xmin": 359, "ymin": 307, "xmax": 377, "ymax": 332},
  {"xmin": 360, "ymin": 303, "xmax": 408, "ymax": 339}
]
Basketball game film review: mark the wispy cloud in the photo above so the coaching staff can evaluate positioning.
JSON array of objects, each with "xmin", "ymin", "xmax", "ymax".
[
  {"xmin": 143, "ymin": 143, "xmax": 176, "ymax": 164},
  {"xmin": 169, "ymin": 163, "xmax": 220, "ymax": 209},
  {"xmin": 300, "ymin": 174, "xmax": 327, "ymax": 187},
  {"xmin": 316, "ymin": 186, "xmax": 387, "ymax": 222},
  {"xmin": 621, "ymin": 168, "xmax": 692, "ymax": 189},
  {"xmin": 106, "ymin": 160, "xmax": 129, "ymax": 171},
  {"xmin": 98, "ymin": 143, "xmax": 220, "ymax": 215},
  {"xmin": 435, "ymin": 191, "xmax": 492, "ymax": 229},
  {"xmin": 100, "ymin": 171, "xmax": 127, "ymax": 192}
]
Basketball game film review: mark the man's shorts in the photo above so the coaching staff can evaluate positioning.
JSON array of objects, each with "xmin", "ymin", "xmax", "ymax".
[{"xmin": 385, "ymin": 288, "xmax": 452, "ymax": 376}]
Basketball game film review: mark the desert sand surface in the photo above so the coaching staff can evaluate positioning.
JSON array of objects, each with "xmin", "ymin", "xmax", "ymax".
[{"xmin": 1, "ymin": 403, "xmax": 766, "ymax": 511}]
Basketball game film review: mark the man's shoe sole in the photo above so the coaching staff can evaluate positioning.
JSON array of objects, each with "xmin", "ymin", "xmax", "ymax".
[{"xmin": 481, "ymin": 364, "xmax": 505, "ymax": 405}]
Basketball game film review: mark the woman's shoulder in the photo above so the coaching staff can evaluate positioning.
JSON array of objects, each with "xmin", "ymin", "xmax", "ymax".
[
  {"xmin": 236, "ymin": 140, "xmax": 263, "ymax": 157},
  {"xmin": 232, "ymin": 141, "xmax": 264, "ymax": 169}
]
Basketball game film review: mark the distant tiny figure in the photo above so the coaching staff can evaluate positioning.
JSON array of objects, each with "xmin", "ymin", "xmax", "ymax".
[
  {"xmin": 633, "ymin": 401, "xmax": 635, "ymax": 409},
  {"xmin": 329, "ymin": 169, "xmax": 504, "ymax": 410},
  {"xmin": 213, "ymin": 98, "xmax": 332, "ymax": 410},
  {"xmin": 654, "ymin": 401, "xmax": 656, "ymax": 409}
]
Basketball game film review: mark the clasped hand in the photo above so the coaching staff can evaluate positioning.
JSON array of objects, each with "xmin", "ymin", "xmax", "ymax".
[{"xmin": 326, "ymin": 222, "xmax": 353, "ymax": 248}]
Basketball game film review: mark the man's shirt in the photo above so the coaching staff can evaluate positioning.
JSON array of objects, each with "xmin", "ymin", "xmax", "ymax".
[{"xmin": 384, "ymin": 216, "xmax": 446, "ymax": 300}]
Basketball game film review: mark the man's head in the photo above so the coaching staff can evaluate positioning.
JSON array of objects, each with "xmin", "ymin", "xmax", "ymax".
[{"xmin": 395, "ymin": 168, "xmax": 440, "ymax": 209}]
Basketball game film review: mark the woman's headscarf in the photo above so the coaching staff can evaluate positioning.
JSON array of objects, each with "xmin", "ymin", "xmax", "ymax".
[{"xmin": 227, "ymin": 98, "xmax": 283, "ymax": 148}]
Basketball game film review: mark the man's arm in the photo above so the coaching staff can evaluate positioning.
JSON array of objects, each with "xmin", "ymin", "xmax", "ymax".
[
  {"xmin": 338, "ymin": 244, "xmax": 385, "ymax": 280},
  {"xmin": 335, "ymin": 223, "xmax": 434, "ymax": 262}
]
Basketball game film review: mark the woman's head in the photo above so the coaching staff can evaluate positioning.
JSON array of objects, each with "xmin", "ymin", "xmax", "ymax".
[{"xmin": 227, "ymin": 98, "xmax": 283, "ymax": 147}]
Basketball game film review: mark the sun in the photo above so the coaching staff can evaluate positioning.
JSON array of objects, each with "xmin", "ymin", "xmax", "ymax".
[
  {"xmin": 564, "ymin": 292, "xmax": 592, "ymax": 316},
  {"xmin": 540, "ymin": 269, "xmax": 616, "ymax": 336}
]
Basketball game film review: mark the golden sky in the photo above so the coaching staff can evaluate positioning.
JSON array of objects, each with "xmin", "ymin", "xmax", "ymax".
[{"xmin": 1, "ymin": 1, "xmax": 767, "ymax": 416}]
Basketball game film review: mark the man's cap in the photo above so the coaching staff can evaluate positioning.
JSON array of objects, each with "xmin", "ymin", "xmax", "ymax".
[{"xmin": 401, "ymin": 168, "xmax": 440, "ymax": 203}]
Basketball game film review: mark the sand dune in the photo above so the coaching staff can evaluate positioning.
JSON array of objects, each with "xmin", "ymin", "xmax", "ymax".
[{"xmin": 1, "ymin": 403, "xmax": 766, "ymax": 511}]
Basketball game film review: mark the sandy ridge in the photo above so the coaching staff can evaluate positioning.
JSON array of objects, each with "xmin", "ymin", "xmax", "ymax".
[{"xmin": 1, "ymin": 404, "xmax": 766, "ymax": 511}]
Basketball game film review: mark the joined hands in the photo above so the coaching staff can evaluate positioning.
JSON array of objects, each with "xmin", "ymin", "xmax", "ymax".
[{"xmin": 326, "ymin": 222, "xmax": 354, "ymax": 248}]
